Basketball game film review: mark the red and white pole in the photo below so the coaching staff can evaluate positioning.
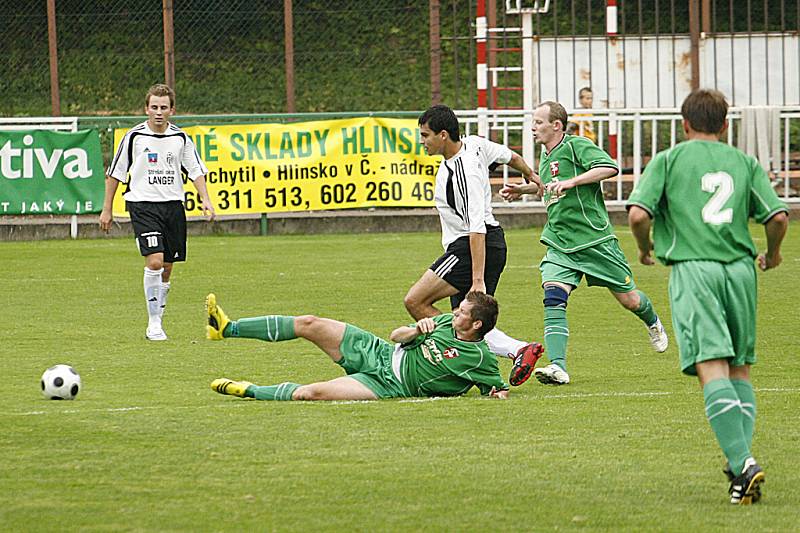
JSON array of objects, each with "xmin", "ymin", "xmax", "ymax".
[
  {"xmin": 476, "ymin": 0, "xmax": 488, "ymax": 136},
  {"xmin": 607, "ymin": 0, "xmax": 619, "ymax": 159}
]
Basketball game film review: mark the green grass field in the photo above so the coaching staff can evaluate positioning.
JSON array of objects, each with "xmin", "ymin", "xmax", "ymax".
[{"xmin": 2, "ymin": 223, "xmax": 798, "ymax": 531}]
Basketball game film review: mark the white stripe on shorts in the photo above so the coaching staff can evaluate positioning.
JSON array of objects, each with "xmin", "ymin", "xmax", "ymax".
[{"xmin": 434, "ymin": 254, "xmax": 459, "ymax": 279}]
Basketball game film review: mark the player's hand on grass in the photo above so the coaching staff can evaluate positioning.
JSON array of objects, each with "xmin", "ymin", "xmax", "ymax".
[
  {"xmin": 758, "ymin": 251, "xmax": 782, "ymax": 271},
  {"xmin": 415, "ymin": 317, "xmax": 436, "ymax": 335},
  {"xmin": 99, "ymin": 209, "xmax": 113, "ymax": 232},
  {"xmin": 489, "ymin": 386, "xmax": 509, "ymax": 399}
]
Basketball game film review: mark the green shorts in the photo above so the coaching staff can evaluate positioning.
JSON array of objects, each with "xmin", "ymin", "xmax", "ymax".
[
  {"xmin": 669, "ymin": 258, "xmax": 757, "ymax": 375},
  {"xmin": 539, "ymin": 239, "xmax": 636, "ymax": 293},
  {"xmin": 337, "ymin": 324, "xmax": 408, "ymax": 398}
]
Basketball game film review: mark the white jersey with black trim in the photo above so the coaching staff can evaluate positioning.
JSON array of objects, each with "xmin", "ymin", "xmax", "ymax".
[
  {"xmin": 434, "ymin": 135, "xmax": 511, "ymax": 248},
  {"xmin": 107, "ymin": 121, "xmax": 208, "ymax": 202}
]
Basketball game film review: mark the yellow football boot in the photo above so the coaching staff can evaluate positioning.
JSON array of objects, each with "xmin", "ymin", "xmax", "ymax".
[
  {"xmin": 210, "ymin": 378, "xmax": 253, "ymax": 398},
  {"xmin": 205, "ymin": 293, "xmax": 231, "ymax": 340}
]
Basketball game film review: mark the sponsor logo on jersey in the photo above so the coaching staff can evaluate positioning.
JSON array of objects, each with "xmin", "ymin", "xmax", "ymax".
[
  {"xmin": 549, "ymin": 161, "xmax": 559, "ymax": 176},
  {"xmin": 147, "ymin": 152, "xmax": 158, "ymax": 164},
  {"xmin": 443, "ymin": 347, "xmax": 459, "ymax": 359},
  {"xmin": 421, "ymin": 339, "xmax": 444, "ymax": 365},
  {"xmin": 166, "ymin": 152, "xmax": 174, "ymax": 166}
]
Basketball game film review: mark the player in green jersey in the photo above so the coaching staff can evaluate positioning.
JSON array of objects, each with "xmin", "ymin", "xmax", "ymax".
[
  {"xmin": 627, "ymin": 89, "xmax": 788, "ymax": 505},
  {"xmin": 205, "ymin": 291, "xmax": 510, "ymax": 401},
  {"xmin": 501, "ymin": 100, "xmax": 669, "ymax": 385}
]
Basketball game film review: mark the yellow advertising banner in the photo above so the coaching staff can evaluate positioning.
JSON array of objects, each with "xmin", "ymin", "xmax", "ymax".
[{"xmin": 111, "ymin": 117, "xmax": 440, "ymax": 216}]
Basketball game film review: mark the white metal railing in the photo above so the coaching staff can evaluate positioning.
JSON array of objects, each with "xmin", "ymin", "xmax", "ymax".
[{"xmin": 454, "ymin": 107, "xmax": 800, "ymax": 205}]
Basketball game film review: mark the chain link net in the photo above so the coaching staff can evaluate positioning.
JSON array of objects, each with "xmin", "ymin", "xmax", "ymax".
[{"xmin": 1, "ymin": 0, "xmax": 445, "ymax": 116}]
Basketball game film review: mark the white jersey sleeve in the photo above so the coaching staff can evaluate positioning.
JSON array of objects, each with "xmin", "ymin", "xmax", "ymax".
[
  {"xmin": 106, "ymin": 124, "xmax": 142, "ymax": 182},
  {"xmin": 465, "ymin": 135, "xmax": 513, "ymax": 168},
  {"xmin": 180, "ymin": 134, "xmax": 208, "ymax": 181}
]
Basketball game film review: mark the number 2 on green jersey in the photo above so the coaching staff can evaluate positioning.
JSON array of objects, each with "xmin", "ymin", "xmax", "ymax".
[{"xmin": 701, "ymin": 171, "xmax": 733, "ymax": 225}]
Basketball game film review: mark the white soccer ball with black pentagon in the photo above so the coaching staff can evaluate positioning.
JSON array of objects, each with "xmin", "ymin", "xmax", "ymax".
[{"xmin": 41, "ymin": 364, "xmax": 81, "ymax": 400}]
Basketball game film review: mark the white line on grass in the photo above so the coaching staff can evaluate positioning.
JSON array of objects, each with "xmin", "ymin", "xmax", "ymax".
[{"xmin": 5, "ymin": 387, "xmax": 799, "ymax": 416}]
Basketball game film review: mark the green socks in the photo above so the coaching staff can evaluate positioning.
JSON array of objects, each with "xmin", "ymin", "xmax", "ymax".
[
  {"xmin": 632, "ymin": 290, "xmax": 658, "ymax": 327},
  {"xmin": 543, "ymin": 306, "xmax": 569, "ymax": 371},
  {"xmin": 226, "ymin": 315, "xmax": 297, "ymax": 341},
  {"xmin": 731, "ymin": 379, "xmax": 757, "ymax": 449},
  {"xmin": 246, "ymin": 383, "xmax": 300, "ymax": 401},
  {"xmin": 704, "ymin": 378, "xmax": 750, "ymax": 475}
]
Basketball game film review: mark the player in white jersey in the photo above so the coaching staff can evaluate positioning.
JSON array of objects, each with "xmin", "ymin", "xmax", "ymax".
[
  {"xmin": 99, "ymin": 84, "xmax": 215, "ymax": 341},
  {"xmin": 404, "ymin": 104, "xmax": 545, "ymax": 386}
]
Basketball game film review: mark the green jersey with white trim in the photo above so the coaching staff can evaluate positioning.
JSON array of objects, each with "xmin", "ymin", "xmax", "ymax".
[
  {"xmin": 539, "ymin": 134, "xmax": 620, "ymax": 253},
  {"xmin": 401, "ymin": 314, "xmax": 508, "ymax": 397},
  {"xmin": 627, "ymin": 140, "xmax": 788, "ymax": 264}
]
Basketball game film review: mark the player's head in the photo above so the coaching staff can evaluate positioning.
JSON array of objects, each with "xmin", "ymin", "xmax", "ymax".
[
  {"xmin": 533, "ymin": 101, "xmax": 568, "ymax": 146},
  {"xmin": 681, "ymin": 89, "xmax": 728, "ymax": 135},
  {"xmin": 418, "ymin": 105, "xmax": 460, "ymax": 156},
  {"xmin": 578, "ymin": 87, "xmax": 593, "ymax": 108},
  {"xmin": 145, "ymin": 83, "xmax": 176, "ymax": 108},
  {"xmin": 145, "ymin": 84, "xmax": 176, "ymax": 130},
  {"xmin": 457, "ymin": 291, "xmax": 499, "ymax": 339}
]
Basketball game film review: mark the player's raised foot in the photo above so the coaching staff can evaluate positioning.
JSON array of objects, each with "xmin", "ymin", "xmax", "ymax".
[
  {"xmin": 206, "ymin": 293, "xmax": 230, "ymax": 340},
  {"xmin": 647, "ymin": 317, "xmax": 669, "ymax": 352},
  {"xmin": 729, "ymin": 458, "xmax": 765, "ymax": 505},
  {"xmin": 724, "ymin": 463, "xmax": 762, "ymax": 503},
  {"xmin": 509, "ymin": 342, "xmax": 544, "ymax": 386},
  {"xmin": 145, "ymin": 323, "xmax": 167, "ymax": 341},
  {"xmin": 534, "ymin": 363, "xmax": 570, "ymax": 385},
  {"xmin": 211, "ymin": 378, "xmax": 253, "ymax": 398}
]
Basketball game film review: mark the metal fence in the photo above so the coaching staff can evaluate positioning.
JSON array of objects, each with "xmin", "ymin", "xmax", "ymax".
[
  {"xmin": 1, "ymin": 0, "xmax": 439, "ymax": 116},
  {"xmin": 454, "ymin": 107, "xmax": 800, "ymax": 204}
]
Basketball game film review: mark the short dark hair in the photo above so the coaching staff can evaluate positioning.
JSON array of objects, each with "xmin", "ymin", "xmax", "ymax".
[
  {"xmin": 578, "ymin": 87, "xmax": 593, "ymax": 97},
  {"xmin": 538, "ymin": 101, "xmax": 568, "ymax": 131},
  {"xmin": 681, "ymin": 89, "xmax": 728, "ymax": 134},
  {"xmin": 146, "ymin": 83, "xmax": 175, "ymax": 108},
  {"xmin": 418, "ymin": 104, "xmax": 460, "ymax": 142},
  {"xmin": 465, "ymin": 291, "xmax": 499, "ymax": 338}
]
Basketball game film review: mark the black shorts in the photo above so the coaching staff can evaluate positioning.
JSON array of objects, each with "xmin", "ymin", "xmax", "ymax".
[
  {"xmin": 429, "ymin": 225, "xmax": 507, "ymax": 309},
  {"xmin": 127, "ymin": 201, "xmax": 187, "ymax": 262}
]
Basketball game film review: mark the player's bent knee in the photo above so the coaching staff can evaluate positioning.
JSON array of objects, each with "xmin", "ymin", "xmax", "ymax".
[
  {"xmin": 293, "ymin": 314, "xmax": 320, "ymax": 333},
  {"xmin": 292, "ymin": 384, "xmax": 318, "ymax": 401},
  {"xmin": 543, "ymin": 285, "xmax": 570, "ymax": 308},
  {"xmin": 403, "ymin": 292, "xmax": 417, "ymax": 311}
]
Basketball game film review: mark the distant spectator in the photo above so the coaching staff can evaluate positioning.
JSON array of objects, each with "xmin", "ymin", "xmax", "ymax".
[{"xmin": 566, "ymin": 87, "xmax": 596, "ymax": 144}]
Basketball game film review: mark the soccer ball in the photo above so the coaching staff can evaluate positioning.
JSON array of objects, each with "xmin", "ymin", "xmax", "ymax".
[{"xmin": 41, "ymin": 364, "xmax": 81, "ymax": 400}]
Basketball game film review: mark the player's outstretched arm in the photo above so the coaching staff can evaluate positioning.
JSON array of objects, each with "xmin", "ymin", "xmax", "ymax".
[
  {"xmin": 758, "ymin": 211, "xmax": 789, "ymax": 271},
  {"xmin": 507, "ymin": 153, "xmax": 541, "ymax": 192},
  {"xmin": 545, "ymin": 166, "xmax": 616, "ymax": 195},
  {"xmin": 500, "ymin": 181, "xmax": 539, "ymax": 201}
]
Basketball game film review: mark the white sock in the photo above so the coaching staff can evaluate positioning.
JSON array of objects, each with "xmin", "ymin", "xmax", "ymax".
[
  {"xmin": 159, "ymin": 281, "xmax": 171, "ymax": 318},
  {"xmin": 484, "ymin": 327, "xmax": 526, "ymax": 358},
  {"xmin": 143, "ymin": 267, "xmax": 163, "ymax": 326}
]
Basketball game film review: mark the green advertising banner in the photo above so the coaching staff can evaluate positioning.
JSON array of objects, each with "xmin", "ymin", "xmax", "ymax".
[{"xmin": 0, "ymin": 129, "xmax": 105, "ymax": 215}]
